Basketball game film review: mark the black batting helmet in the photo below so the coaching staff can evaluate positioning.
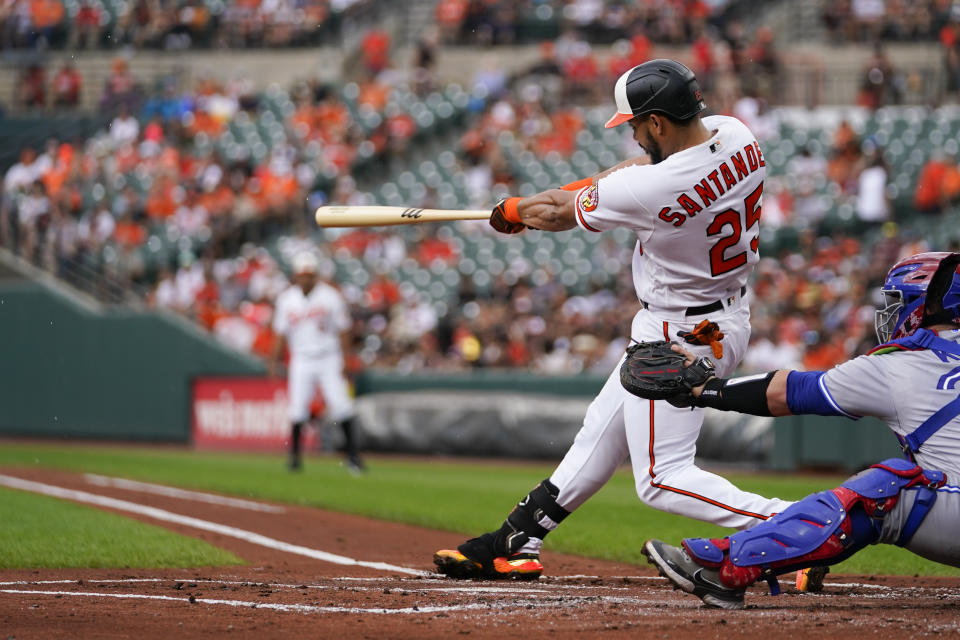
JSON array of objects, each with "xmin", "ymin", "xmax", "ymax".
[{"xmin": 604, "ymin": 59, "xmax": 706, "ymax": 128}]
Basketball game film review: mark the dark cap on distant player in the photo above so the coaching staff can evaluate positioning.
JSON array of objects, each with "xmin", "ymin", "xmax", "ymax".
[{"xmin": 605, "ymin": 59, "xmax": 706, "ymax": 128}]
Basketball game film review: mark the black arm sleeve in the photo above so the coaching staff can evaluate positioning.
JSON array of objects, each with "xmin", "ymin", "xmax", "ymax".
[{"xmin": 695, "ymin": 372, "xmax": 776, "ymax": 417}]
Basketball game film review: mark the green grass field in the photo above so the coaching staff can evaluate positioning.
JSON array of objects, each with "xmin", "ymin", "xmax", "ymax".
[
  {"xmin": 0, "ymin": 486, "xmax": 242, "ymax": 569},
  {"xmin": 1, "ymin": 441, "xmax": 957, "ymax": 576}
]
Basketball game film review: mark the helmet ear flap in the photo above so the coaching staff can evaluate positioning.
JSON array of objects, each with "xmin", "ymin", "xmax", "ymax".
[{"xmin": 922, "ymin": 253, "xmax": 960, "ymax": 327}]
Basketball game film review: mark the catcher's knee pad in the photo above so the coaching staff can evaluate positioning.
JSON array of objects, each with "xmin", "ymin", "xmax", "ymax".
[
  {"xmin": 841, "ymin": 457, "xmax": 945, "ymax": 546},
  {"xmin": 683, "ymin": 458, "xmax": 945, "ymax": 588},
  {"xmin": 498, "ymin": 479, "xmax": 570, "ymax": 554}
]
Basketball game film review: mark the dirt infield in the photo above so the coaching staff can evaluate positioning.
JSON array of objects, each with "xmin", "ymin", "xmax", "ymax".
[{"xmin": 2, "ymin": 466, "xmax": 960, "ymax": 639}]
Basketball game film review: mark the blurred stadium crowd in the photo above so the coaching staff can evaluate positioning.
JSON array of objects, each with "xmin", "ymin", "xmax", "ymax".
[
  {"xmin": 0, "ymin": 0, "xmax": 372, "ymax": 51},
  {"xmin": 2, "ymin": 0, "xmax": 960, "ymax": 376}
]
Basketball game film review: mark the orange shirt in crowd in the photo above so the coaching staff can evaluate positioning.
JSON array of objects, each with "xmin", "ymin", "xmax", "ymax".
[
  {"xmin": 361, "ymin": 29, "xmax": 391, "ymax": 74},
  {"xmin": 945, "ymin": 164, "xmax": 960, "ymax": 201},
  {"xmin": 365, "ymin": 275, "xmax": 400, "ymax": 311},
  {"xmin": 146, "ymin": 177, "xmax": 178, "ymax": 219},
  {"xmin": 113, "ymin": 220, "xmax": 146, "ymax": 247},
  {"xmin": 435, "ymin": 0, "xmax": 467, "ymax": 27},
  {"xmin": 316, "ymin": 100, "xmax": 349, "ymax": 133},
  {"xmin": 914, "ymin": 159, "xmax": 949, "ymax": 211},
  {"xmin": 802, "ymin": 338, "xmax": 847, "ymax": 371},
  {"xmin": 189, "ymin": 111, "xmax": 223, "ymax": 137},
  {"xmin": 198, "ymin": 184, "xmax": 235, "ymax": 217},
  {"xmin": 332, "ymin": 229, "xmax": 376, "ymax": 255},
  {"xmin": 387, "ymin": 112, "xmax": 416, "ymax": 140},
  {"xmin": 31, "ymin": 0, "xmax": 64, "ymax": 28},
  {"xmin": 357, "ymin": 80, "xmax": 390, "ymax": 111},
  {"xmin": 251, "ymin": 326, "xmax": 277, "ymax": 359},
  {"xmin": 418, "ymin": 237, "xmax": 456, "ymax": 264}
]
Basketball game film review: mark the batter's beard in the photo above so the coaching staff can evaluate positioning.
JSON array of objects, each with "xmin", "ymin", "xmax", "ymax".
[{"xmin": 641, "ymin": 139, "xmax": 664, "ymax": 164}]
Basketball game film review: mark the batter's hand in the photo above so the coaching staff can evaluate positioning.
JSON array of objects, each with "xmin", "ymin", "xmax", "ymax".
[{"xmin": 489, "ymin": 197, "xmax": 526, "ymax": 234}]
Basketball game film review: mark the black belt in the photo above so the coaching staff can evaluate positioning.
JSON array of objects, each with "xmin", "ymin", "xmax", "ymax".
[{"xmin": 641, "ymin": 286, "xmax": 745, "ymax": 317}]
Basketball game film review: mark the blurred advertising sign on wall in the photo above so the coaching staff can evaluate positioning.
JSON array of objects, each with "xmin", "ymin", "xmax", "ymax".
[{"xmin": 192, "ymin": 377, "xmax": 316, "ymax": 451}]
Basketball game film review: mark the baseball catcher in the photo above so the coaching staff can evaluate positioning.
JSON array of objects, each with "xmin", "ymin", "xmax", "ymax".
[{"xmin": 633, "ymin": 252, "xmax": 960, "ymax": 609}]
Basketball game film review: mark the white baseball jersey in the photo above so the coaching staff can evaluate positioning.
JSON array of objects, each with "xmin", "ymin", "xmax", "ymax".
[
  {"xmin": 574, "ymin": 115, "xmax": 766, "ymax": 312},
  {"xmin": 273, "ymin": 282, "xmax": 354, "ymax": 423},
  {"xmin": 273, "ymin": 282, "xmax": 350, "ymax": 358},
  {"xmin": 538, "ymin": 115, "xmax": 791, "ymax": 538}
]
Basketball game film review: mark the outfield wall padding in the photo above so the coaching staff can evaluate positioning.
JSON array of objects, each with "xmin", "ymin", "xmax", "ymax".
[
  {"xmin": 0, "ymin": 282, "xmax": 263, "ymax": 441},
  {"xmin": 0, "ymin": 278, "xmax": 902, "ymax": 470}
]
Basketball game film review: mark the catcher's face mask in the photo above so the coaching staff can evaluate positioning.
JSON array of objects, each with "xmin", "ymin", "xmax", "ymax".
[
  {"xmin": 874, "ymin": 251, "xmax": 960, "ymax": 343},
  {"xmin": 875, "ymin": 288, "xmax": 905, "ymax": 344}
]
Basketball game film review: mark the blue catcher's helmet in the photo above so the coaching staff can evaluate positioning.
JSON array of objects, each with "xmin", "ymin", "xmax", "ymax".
[{"xmin": 875, "ymin": 252, "xmax": 960, "ymax": 343}]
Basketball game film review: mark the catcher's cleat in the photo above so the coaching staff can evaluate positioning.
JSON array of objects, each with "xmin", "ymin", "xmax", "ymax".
[
  {"xmin": 795, "ymin": 566, "xmax": 830, "ymax": 593},
  {"xmin": 642, "ymin": 539, "xmax": 745, "ymax": 610}
]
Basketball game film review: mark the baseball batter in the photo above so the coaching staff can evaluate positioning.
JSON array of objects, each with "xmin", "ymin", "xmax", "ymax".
[
  {"xmin": 271, "ymin": 252, "xmax": 364, "ymax": 473},
  {"xmin": 434, "ymin": 59, "xmax": 791, "ymax": 581},
  {"xmin": 643, "ymin": 252, "xmax": 960, "ymax": 609}
]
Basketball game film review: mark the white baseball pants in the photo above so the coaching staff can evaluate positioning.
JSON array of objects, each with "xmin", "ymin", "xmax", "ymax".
[
  {"xmin": 287, "ymin": 353, "xmax": 355, "ymax": 423},
  {"xmin": 550, "ymin": 301, "xmax": 792, "ymax": 530}
]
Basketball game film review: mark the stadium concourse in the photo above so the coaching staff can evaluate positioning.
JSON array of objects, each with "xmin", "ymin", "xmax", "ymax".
[{"xmin": 2, "ymin": 0, "xmax": 960, "ymax": 379}]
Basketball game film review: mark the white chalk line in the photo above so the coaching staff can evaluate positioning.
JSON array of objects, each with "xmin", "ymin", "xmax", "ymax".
[
  {"xmin": 0, "ymin": 589, "xmax": 673, "ymax": 615},
  {"xmin": 0, "ymin": 577, "xmax": 627, "ymax": 595},
  {"xmin": 0, "ymin": 474, "xmax": 427, "ymax": 577},
  {"xmin": 0, "ymin": 576, "xmax": 917, "ymax": 594},
  {"xmin": 9, "ymin": 576, "xmax": 939, "ymax": 604},
  {"xmin": 83, "ymin": 474, "xmax": 286, "ymax": 513},
  {"xmin": 0, "ymin": 588, "xmax": 499, "ymax": 615}
]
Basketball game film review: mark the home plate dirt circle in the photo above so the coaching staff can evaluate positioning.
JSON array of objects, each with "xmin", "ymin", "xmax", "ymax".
[{"xmin": 1, "ymin": 467, "xmax": 959, "ymax": 639}]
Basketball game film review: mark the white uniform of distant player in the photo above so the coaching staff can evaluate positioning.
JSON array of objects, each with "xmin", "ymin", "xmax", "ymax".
[
  {"xmin": 549, "ymin": 115, "xmax": 790, "ymax": 529},
  {"xmin": 273, "ymin": 257, "xmax": 354, "ymax": 425}
]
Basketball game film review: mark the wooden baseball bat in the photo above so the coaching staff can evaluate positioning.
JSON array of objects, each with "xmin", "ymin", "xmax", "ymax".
[{"xmin": 315, "ymin": 205, "xmax": 490, "ymax": 227}]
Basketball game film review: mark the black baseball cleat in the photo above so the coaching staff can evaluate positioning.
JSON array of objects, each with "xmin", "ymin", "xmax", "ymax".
[
  {"xmin": 796, "ymin": 565, "xmax": 830, "ymax": 593},
  {"xmin": 642, "ymin": 539, "xmax": 745, "ymax": 610},
  {"xmin": 344, "ymin": 455, "xmax": 366, "ymax": 476},
  {"xmin": 434, "ymin": 533, "xmax": 543, "ymax": 580},
  {"xmin": 287, "ymin": 454, "xmax": 302, "ymax": 472}
]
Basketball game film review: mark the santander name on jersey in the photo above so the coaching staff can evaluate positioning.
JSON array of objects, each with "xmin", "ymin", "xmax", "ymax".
[
  {"xmin": 574, "ymin": 116, "xmax": 766, "ymax": 311},
  {"xmin": 656, "ymin": 138, "xmax": 765, "ymax": 228}
]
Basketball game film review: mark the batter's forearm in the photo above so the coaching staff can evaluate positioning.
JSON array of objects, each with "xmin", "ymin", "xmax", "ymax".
[{"xmin": 517, "ymin": 189, "xmax": 577, "ymax": 231}]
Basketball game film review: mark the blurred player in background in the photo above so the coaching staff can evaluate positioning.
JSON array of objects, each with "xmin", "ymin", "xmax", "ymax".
[
  {"xmin": 643, "ymin": 252, "xmax": 960, "ymax": 609},
  {"xmin": 435, "ymin": 59, "xmax": 794, "ymax": 581},
  {"xmin": 270, "ymin": 252, "xmax": 364, "ymax": 474}
]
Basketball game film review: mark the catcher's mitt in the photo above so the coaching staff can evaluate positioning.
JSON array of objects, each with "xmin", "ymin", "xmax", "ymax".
[{"xmin": 619, "ymin": 340, "xmax": 717, "ymax": 408}]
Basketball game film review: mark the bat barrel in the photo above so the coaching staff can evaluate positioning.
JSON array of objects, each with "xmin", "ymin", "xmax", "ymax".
[{"xmin": 315, "ymin": 205, "xmax": 490, "ymax": 227}]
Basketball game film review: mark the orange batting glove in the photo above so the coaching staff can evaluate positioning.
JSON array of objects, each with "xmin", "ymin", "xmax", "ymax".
[{"xmin": 489, "ymin": 197, "xmax": 526, "ymax": 234}]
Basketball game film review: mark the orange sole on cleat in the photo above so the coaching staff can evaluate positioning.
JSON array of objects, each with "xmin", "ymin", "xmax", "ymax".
[
  {"xmin": 492, "ymin": 555, "xmax": 543, "ymax": 581},
  {"xmin": 433, "ymin": 549, "xmax": 482, "ymax": 580},
  {"xmin": 796, "ymin": 566, "xmax": 830, "ymax": 593}
]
